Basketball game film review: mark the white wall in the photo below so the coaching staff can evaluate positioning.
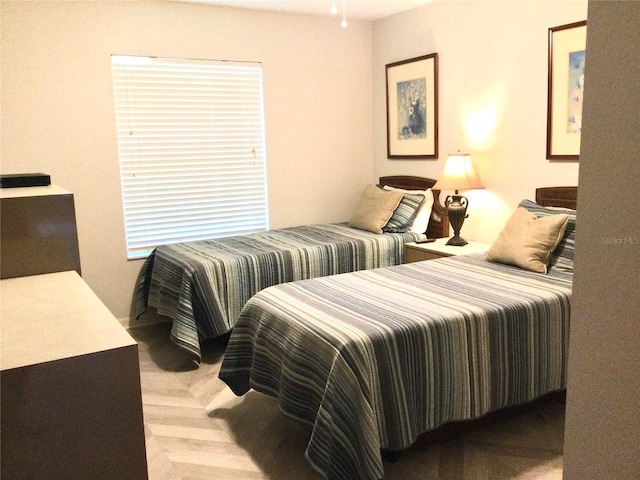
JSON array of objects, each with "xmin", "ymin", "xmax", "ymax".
[
  {"xmin": 1, "ymin": 0, "xmax": 591, "ymax": 322},
  {"xmin": 563, "ymin": 1, "xmax": 640, "ymax": 478},
  {"xmin": 1, "ymin": 1, "xmax": 373, "ymax": 321},
  {"xmin": 373, "ymin": 0, "xmax": 587, "ymax": 243}
]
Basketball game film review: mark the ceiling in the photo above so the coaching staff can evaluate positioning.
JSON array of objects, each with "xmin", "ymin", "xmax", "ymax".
[{"xmin": 172, "ymin": 0, "xmax": 434, "ymax": 21}]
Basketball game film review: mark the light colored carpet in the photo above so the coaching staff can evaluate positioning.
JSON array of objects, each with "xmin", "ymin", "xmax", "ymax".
[{"xmin": 131, "ymin": 321, "xmax": 565, "ymax": 480}]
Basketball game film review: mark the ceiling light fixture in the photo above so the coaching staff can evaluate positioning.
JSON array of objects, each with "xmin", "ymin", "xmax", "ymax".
[{"xmin": 331, "ymin": 0, "xmax": 347, "ymax": 28}]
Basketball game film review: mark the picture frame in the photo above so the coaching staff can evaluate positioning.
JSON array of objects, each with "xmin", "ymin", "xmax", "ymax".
[
  {"xmin": 386, "ymin": 53, "xmax": 438, "ymax": 159},
  {"xmin": 546, "ymin": 20, "xmax": 587, "ymax": 161}
]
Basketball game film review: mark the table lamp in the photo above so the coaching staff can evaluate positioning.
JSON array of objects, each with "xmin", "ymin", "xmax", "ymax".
[{"xmin": 432, "ymin": 152, "xmax": 485, "ymax": 246}]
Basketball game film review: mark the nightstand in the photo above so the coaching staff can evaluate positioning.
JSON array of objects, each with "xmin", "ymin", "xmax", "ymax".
[{"xmin": 404, "ymin": 238, "xmax": 491, "ymax": 263}]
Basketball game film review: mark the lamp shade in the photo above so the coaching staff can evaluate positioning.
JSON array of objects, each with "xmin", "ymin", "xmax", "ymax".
[{"xmin": 432, "ymin": 153, "xmax": 484, "ymax": 191}]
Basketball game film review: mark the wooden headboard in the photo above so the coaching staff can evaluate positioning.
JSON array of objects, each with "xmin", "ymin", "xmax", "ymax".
[
  {"xmin": 535, "ymin": 186, "xmax": 578, "ymax": 209},
  {"xmin": 379, "ymin": 175, "xmax": 449, "ymax": 239}
]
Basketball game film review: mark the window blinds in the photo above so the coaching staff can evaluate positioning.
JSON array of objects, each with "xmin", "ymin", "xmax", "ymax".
[{"xmin": 111, "ymin": 55, "xmax": 268, "ymax": 259}]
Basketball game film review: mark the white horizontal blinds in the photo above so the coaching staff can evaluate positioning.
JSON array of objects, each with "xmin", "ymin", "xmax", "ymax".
[{"xmin": 111, "ymin": 55, "xmax": 268, "ymax": 259}]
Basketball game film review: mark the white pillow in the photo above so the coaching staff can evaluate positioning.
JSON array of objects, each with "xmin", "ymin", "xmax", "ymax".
[{"xmin": 383, "ymin": 185, "xmax": 434, "ymax": 234}]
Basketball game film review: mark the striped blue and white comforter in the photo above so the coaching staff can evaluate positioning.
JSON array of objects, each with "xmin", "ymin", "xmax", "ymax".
[
  {"xmin": 218, "ymin": 254, "xmax": 572, "ymax": 480},
  {"xmin": 135, "ymin": 223, "xmax": 422, "ymax": 361}
]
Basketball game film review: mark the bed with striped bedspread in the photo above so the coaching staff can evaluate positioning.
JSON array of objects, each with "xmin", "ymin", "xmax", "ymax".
[
  {"xmin": 135, "ymin": 223, "xmax": 423, "ymax": 361},
  {"xmin": 218, "ymin": 253, "xmax": 572, "ymax": 480}
]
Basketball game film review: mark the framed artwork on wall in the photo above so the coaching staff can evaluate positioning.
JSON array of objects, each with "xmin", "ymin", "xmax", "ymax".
[
  {"xmin": 386, "ymin": 53, "xmax": 438, "ymax": 159},
  {"xmin": 546, "ymin": 20, "xmax": 587, "ymax": 161}
]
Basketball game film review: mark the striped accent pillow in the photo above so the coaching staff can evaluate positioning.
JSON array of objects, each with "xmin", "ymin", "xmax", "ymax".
[
  {"xmin": 383, "ymin": 193, "xmax": 425, "ymax": 233},
  {"xmin": 383, "ymin": 185, "xmax": 434, "ymax": 233},
  {"xmin": 519, "ymin": 199, "xmax": 576, "ymax": 272}
]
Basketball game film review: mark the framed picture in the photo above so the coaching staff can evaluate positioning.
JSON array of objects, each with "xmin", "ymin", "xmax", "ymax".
[
  {"xmin": 546, "ymin": 20, "xmax": 587, "ymax": 160},
  {"xmin": 386, "ymin": 53, "xmax": 438, "ymax": 159}
]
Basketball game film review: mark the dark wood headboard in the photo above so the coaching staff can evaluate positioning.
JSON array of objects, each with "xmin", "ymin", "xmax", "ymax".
[
  {"xmin": 379, "ymin": 175, "xmax": 449, "ymax": 239},
  {"xmin": 535, "ymin": 186, "xmax": 577, "ymax": 209}
]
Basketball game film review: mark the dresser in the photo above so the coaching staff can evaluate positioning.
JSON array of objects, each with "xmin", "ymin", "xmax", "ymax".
[
  {"xmin": 0, "ymin": 271, "xmax": 149, "ymax": 479},
  {"xmin": 0, "ymin": 184, "xmax": 148, "ymax": 479},
  {"xmin": 405, "ymin": 237, "xmax": 490, "ymax": 263},
  {"xmin": 0, "ymin": 185, "xmax": 81, "ymax": 279}
]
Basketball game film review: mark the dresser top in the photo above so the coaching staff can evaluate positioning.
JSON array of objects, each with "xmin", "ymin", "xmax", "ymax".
[
  {"xmin": 1, "ymin": 271, "xmax": 136, "ymax": 370},
  {"xmin": 0, "ymin": 184, "xmax": 71, "ymax": 199}
]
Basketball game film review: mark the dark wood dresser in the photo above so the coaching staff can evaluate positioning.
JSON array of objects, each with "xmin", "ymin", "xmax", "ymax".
[
  {"xmin": 1, "ymin": 185, "xmax": 81, "ymax": 279},
  {"xmin": 0, "ymin": 184, "xmax": 149, "ymax": 479}
]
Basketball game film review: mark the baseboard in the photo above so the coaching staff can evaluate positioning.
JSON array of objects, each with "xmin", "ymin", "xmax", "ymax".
[{"xmin": 120, "ymin": 310, "xmax": 172, "ymax": 331}]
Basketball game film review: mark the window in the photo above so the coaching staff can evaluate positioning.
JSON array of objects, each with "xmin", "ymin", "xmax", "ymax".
[{"xmin": 111, "ymin": 55, "xmax": 268, "ymax": 259}]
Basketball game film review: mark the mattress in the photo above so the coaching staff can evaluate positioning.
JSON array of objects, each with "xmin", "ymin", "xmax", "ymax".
[
  {"xmin": 219, "ymin": 253, "xmax": 572, "ymax": 480},
  {"xmin": 135, "ymin": 223, "xmax": 422, "ymax": 360}
]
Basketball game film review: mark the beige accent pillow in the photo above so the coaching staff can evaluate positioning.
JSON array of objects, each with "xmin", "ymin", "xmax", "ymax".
[
  {"xmin": 485, "ymin": 207, "xmax": 570, "ymax": 273},
  {"xmin": 349, "ymin": 184, "xmax": 403, "ymax": 234}
]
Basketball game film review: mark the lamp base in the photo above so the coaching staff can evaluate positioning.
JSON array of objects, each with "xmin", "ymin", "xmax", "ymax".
[
  {"xmin": 445, "ymin": 234, "xmax": 468, "ymax": 246},
  {"xmin": 444, "ymin": 194, "xmax": 470, "ymax": 247}
]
